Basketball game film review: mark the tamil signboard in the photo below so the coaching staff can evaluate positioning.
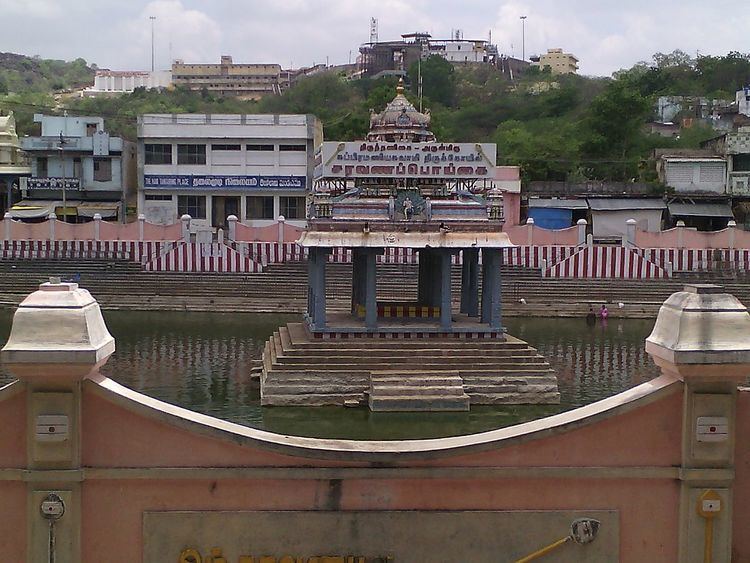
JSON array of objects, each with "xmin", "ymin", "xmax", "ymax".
[
  {"xmin": 144, "ymin": 510, "xmax": 618, "ymax": 563},
  {"xmin": 315, "ymin": 141, "xmax": 497, "ymax": 180},
  {"xmin": 144, "ymin": 175, "xmax": 306, "ymax": 190},
  {"xmin": 25, "ymin": 178, "xmax": 81, "ymax": 191}
]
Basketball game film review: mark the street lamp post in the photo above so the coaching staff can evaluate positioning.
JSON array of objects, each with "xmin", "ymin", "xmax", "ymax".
[
  {"xmin": 150, "ymin": 16, "xmax": 156, "ymax": 72},
  {"xmin": 520, "ymin": 16, "xmax": 527, "ymax": 61},
  {"xmin": 58, "ymin": 132, "xmax": 67, "ymax": 222}
]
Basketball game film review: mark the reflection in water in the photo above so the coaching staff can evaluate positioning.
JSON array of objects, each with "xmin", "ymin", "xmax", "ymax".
[{"xmin": 0, "ymin": 310, "xmax": 660, "ymax": 440}]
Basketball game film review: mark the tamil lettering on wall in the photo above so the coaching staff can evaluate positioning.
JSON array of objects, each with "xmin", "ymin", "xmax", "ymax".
[
  {"xmin": 144, "ymin": 175, "xmax": 306, "ymax": 190},
  {"xmin": 316, "ymin": 142, "xmax": 497, "ymax": 179}
]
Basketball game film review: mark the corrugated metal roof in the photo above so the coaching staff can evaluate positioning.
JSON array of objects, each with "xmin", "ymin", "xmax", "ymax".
[
  {"xmin": 587, "ymin": 198, "xmax": 667, "ymax": 211},
  {"xmin": 298, "ymin": 231, "xmax": 515, "ymax": 249},
  {"xmin": 527, "ymin": 198, "xmax": 588, "ymax": 210},
  {"xmin": 668, "ymin": 202, "xmax": 734, "ymax": 218}
]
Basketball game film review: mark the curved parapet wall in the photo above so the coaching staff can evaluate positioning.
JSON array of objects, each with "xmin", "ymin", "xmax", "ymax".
[{"xmin": 1, "ymin": 281, "xmax": 749, "ymax": 562}]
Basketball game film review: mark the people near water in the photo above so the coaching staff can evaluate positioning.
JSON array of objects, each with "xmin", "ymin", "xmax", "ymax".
[
  {"xmin": 586, "ymin": 306, "xmax": 596, "ymax": 325},
  {"xmin": 600, "ymin": 304, "xmax": 609, "ymax": 320}
]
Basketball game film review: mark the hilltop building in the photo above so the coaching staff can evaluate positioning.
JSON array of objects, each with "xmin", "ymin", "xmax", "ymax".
[
  {"xmin": 17, "ymin": 114, "xmax": 135, "ymax": 222},
  {"xmin": 82, "ymin": 69, "xmax": 172, "ymax": 97},
  {"xmin": 358, "ymin": 32, "xmax": 501, "ymax": 78},
  {"xmin": 171, "ymin": 56, "xmax": 287, "ymax": 98},
  {"xmin": 137, "ymin": 113, "xmax": 322, "ymax": 231},
  {"xmin": 529, "ymin": 48, "xmax": 579, "ymax": 75},
  {"xmin": 260, "ymin": 80, "xmax": 554, "ymax": 411}
]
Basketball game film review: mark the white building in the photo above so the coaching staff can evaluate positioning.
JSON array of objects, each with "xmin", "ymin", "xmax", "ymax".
[
  {"xmin": 657, "ymin": 156, "xmax": 727, "ymax": 194},
  {"xmin": 737, "ymin": 87, "xmax": 750, "ymax": 117},
  {"xmin": 137, "ymin": 113, "xmax": 322, "ymax": 230},
  {"xmin": 83, "ymin": 70, "xmax": 172, "ymax": 96}
]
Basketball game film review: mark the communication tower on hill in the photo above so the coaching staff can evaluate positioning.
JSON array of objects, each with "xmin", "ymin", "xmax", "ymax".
[{"xmin": 370, "ymin": 17, "xmax": 378, "ymax": 44}]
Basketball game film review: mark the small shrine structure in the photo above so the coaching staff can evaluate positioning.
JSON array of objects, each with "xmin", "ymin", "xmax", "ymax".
[{"xmin": 262, "ymin": 80, "xmax": 558, "ymax": 410}]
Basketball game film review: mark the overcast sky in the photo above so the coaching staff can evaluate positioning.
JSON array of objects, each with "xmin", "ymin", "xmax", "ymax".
[{"xmin": 1, "ymin": 0, "xmax": 748, "ymax": 77}]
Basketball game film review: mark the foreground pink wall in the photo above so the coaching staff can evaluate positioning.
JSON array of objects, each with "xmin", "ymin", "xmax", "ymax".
[{"xmin": 73, "ymin": 380, "xmax": 684, "ymax": 562}]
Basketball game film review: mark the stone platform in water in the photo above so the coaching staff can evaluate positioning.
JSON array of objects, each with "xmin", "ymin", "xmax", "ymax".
[{"xmin": 261, "ymin": 323, "xmax": 560, "ymax": 410}]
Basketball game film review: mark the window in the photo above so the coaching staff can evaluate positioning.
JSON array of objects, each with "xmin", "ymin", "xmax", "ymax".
[
  {"xmin": 93, "ymin": 157, "xmax": 112, "ymax": 182},
  {"xmin": 144, "ymin": 194, "xmax": 172, "ymax": 201},
  {"xmin": 211, "ymin": 144, "xmax": 241, "ymax": 151},
  {"xmin": 247, "ymin": 144, "xmax": 274, "ymax": 151},
  {"xmin": 177, "ymin": 144, "xmax": 206, "ymax": 165},
  {"xmin": 177, "ymin": 195, "xmax": 206, "ymax": 219},
  {"xmin": 86, "ymin": 123, "xmax": 97, "ymax": 137},
  {"xmin": 280, "ymin": 196, "xmax": 306, "ymax": 219},
  {"xmin": 37, "ymin": 157, "xmax": 48, "ymax": 177},
  {"xmin": 145, "ymin": 143, "xmax": 172, "ymax": 165},
  {"xmin": 279, "ymin": 144, "xmax": 306, "ymax": 152},
  {"xmin": 247, "ymin": 196, "xmax": 275, "ymax": 219}
]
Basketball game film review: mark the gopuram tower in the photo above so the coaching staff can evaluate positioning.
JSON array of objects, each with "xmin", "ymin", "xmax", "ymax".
[{"xmin": 261, "ymin": 80, "xmax": 559, "ymax": 411}]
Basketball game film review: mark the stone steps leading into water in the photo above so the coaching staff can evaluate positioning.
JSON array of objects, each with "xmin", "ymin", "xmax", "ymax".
[
  {"xmin": 368, "ymin": 370, "xmax": 470, "ymax": 412},
  {"xmin": 261, "ymin": 322, "xmax": 560, "ymax": 408}
]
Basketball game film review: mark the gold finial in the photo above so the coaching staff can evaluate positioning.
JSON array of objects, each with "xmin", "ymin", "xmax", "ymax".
[{"xmin": 396, "ymin": 77, "xmax": 405, "ymax": 94}]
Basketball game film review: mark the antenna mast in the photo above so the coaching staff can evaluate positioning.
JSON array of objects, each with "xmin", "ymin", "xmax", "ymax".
[{"xmin": 370, "ymin": 17, "xmax": 378, "ymax": 43}]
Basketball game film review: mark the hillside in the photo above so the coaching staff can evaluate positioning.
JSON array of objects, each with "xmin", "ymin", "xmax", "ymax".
[
  {"xmin": 0, "ymin": 52, "xmax": 94, "ymax": 94},
  {"xmin": 0, "ymin": 49, "xmax": 748, "ymax": 184}
]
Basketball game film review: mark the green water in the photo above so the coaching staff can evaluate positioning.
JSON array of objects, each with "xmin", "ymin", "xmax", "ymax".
[{"xmin": 0, "ymin": 310, "xmax": 660, "ymax": 440}]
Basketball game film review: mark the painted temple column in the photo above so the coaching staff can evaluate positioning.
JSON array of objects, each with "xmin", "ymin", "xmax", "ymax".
[
  {"xmin": 646, "ymin": 284, "xmax": 750, "ymax": 563},
  {"xmin": 481, "ymin": 249, "xmax": 502, "ymax": 329},
  {"xmin": 439, "ymin": 250, "xmax": 453, "ymax": 330},
  {"xmin": 351, "ymin": 249, "xmax": 364, "ymax": 315},
  {"xmin": 308, "ymin": 247, "xmax": 330, "ymax": 330},
  {"xmin": 364, "ymin": 249, "xmax": 378, "ymax": 329},
  {"xmin": 461, "ymin": 248, "xmax": 479, "ymax": 317},
  {"xmin": 417, "ymin": 249, "xmax": 430, "ymax": 307},
  {"xmin": 1, "ymin": 279, "xmax": 115, "ymax": 563}
]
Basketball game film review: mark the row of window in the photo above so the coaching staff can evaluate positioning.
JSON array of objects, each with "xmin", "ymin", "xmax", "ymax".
[
  {"xmin": 36, "ymin": 156, "xmax": 112, "ymax": 182},
  {"xmin": 145, "ymin": 194, "xmax": 306, "ymax": 220},
  {"xmin": 144, "ymin": 143, "xmax": 306, "ymax": 165}
]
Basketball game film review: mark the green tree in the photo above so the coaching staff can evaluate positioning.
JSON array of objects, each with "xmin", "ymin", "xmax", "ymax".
[{"xmin": 408, "ymin": 55, "xmax": 457, "ymax": 107}]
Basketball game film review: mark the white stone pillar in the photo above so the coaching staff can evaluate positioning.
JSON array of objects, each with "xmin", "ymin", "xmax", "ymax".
[
  {"xmin": 48, "ymin": 213, "xmax": 56, "ymax": 242},
  {"xmin": 646, "ymin": 285, "xmax": 750, "ymax": 563},
  {"xmin": 93, "ymin": 213, "xmax": 102, "ymax": 241},
  {"xmin": 278, "ymin": 215, "xmax": 286, "ymax": 243},
  {"xmin": 3, "ymin": 212, "xmax": 11, "ymax": 242},
  {"xmin": 217, "ymin": 228, "xmax": 224, "ymax": 244},
  {"xmin": 576, "ymin": 218, "xmax": 587, "ymax": 245},
  {"xmin": 625, "ymin": 218, "xmax": 636, "ymax": 247},
  {"xmin": 180, "ymin": 214, "xmax": 191, "ymax": 243},
  {"xmin": 138, "ymin": 214, "xmax": 145, "ymax": 241},
  {"xmin": 676, "ymin": 220, "xmax": 685, "ymax": 249},
  {"xmin": 728, "ymin": 220, "xmax": 737, "ymax": 249},
  {"xmin": 1, "ymin": 280, "xmax": 115, "ymax": 563},
  {"xmin": 227, "ymin": 214, "xmax": 238, "ymax": 241},
  {"xmin": 525, "ymin": 217, "xmax": 534, "ymax": 245}
]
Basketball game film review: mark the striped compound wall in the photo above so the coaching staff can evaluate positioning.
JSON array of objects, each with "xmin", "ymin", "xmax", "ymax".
[{"xmin": 3, "ymin": 239, "xmax": 750, "ymax": 278}]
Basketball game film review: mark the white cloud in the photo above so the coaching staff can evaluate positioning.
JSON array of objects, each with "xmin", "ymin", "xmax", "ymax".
[{"xmin": 117, "ymin": 0, "xmax": 221, "ymax": 69}]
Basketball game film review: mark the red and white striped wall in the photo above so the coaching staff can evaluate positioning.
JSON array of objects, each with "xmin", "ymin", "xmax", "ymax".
[
  {"xmin": 143, "ymin": 242, "xmax": 262, "ymax": 273},
  {"xmin": 0, "ymin": 240, "xmax": 168, "ymax": 262},
  {"xmin": 543, "ymin": 246, "xmax": 668, "ymax": 279},
  {"xmin": 641, "ymin": 248, "xmax": 750, "ymax": 272}
]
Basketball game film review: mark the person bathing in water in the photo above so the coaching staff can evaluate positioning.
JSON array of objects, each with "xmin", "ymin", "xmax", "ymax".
[
  {"xmin": 586, "ymin": 306, "xmax": 596, "ymax": 325},
  {"xmin": 600, "ymin": 304, "xmax": 609, "ymax": 320}
]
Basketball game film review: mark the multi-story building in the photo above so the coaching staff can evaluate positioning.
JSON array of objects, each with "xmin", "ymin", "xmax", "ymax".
[
  {"xmin": 529, "ymin": 49, "xmax": 579, "ymax": 75},
  {"xmin": 171, "ymin": 56, "xmax": 286, "ymax": 98},
  {"xmin": 738, "ymin": 86, "xmax": 750, "ymax": 117},
  {"xmin": 18, "ymin": 114, "xmax": 135, "ymax": 222},
  {"xmin": 138, "ymin": 113, "xmax": 322, "ymax": 231},
  {"xmin": 82, "ymin": 69, "xmax": 172, "ymax": 96},
  {"xmin": 358, "ymin": 33, "xmax": 499, "ymax": 78}
]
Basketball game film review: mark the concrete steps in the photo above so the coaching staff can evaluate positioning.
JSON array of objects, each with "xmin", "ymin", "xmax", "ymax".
[
  {"xmin": 261, "ymin": 322, "xmax": 560, "ymax": 408},
  {"xmin": 368, "ymin": 370, "xmax": 470, "ymax": 412}
]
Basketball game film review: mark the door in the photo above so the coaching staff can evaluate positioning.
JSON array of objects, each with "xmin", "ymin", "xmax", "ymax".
[{"xmin": 211, "ymin": 196, "xmax": 240, "ymax": 229}]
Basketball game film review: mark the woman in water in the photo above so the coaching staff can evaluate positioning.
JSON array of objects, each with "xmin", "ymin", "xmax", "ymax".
[{"xmin": 600, "ymin": 304, "xmax": 609, "ymax": 320}]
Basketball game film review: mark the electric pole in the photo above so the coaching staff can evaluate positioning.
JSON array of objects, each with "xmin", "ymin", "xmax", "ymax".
[
  {"xmin": 150, "ymin": 16, "xmax": 156, "ymax": 71},
  {"xmin": 520, "ymin": 15, "xmax": 527, "ymax": 61}
]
